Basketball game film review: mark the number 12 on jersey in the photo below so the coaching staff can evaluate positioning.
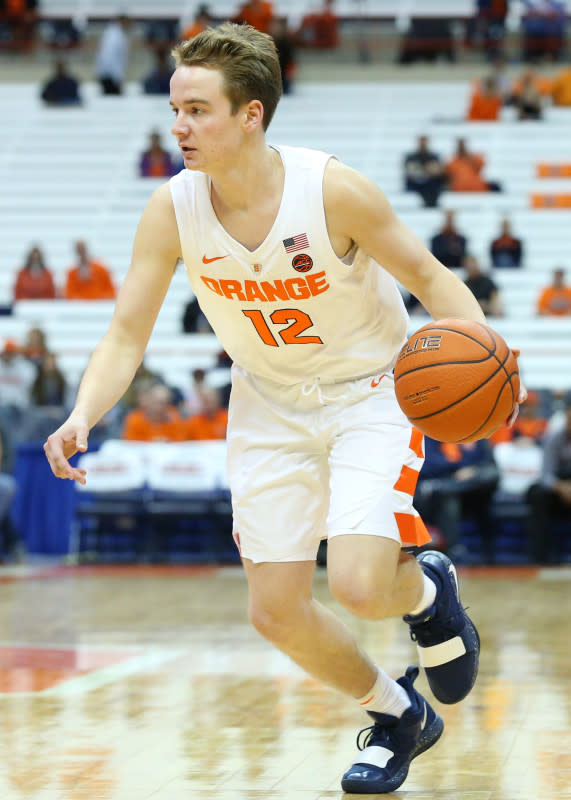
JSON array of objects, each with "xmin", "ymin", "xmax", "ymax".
[{"xmin": 243, "ymin": 309, "xmax": 323, "ymax": 346}]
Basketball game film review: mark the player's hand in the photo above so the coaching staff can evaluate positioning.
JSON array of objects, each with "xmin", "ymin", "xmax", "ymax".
[
  {"xmin": 507, "ymin": 349, "xmax": 527, "ymax": 427},
  {"xmin": 43, "ymin": 414, "xmax": 89, "ymax": 484}
]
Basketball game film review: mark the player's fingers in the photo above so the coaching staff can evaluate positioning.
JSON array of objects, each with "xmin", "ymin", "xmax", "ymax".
[
  {"xmin": 511, "ymin": 348, "xmax": 521, "ymax": 359},
  {"xmin": 517, "ymin": 384, "xmax": 528, "ymax": 404},
  {"xmin": 506, "ymin": 404, "xmax": 519, "ymax": 428}
]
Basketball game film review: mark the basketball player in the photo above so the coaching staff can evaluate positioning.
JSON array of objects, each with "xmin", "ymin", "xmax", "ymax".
[{"xmin": 44, "ymin": 24, "xmax": 526, "ymax": 794}]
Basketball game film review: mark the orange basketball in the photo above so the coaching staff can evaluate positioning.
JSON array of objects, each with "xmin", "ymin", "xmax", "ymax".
[{"xmin": 394, "ymin": 318, "xmax": 520, "ymax": 443}]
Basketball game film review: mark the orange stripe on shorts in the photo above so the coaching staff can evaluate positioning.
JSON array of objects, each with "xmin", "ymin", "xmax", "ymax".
[
  {"xmin": 394, "ymin": 512, "xmax": 431, "ymax": 547},
  {"xmin": 394, "ymin": 464, "xmax": 420, "ymax": 496},
  {"xmin": 409, "ymin": 427, "xmax": 424, "ymax": 458}
]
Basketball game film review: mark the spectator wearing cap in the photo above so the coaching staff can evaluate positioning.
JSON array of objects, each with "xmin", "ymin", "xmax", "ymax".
[
  {"xmin": 490, "ymin": 218, "xmax": 523, "ymax": 268},
  {"xmin": 536, "ymin": 268, "xmax": 571, "ymax": 316},
  {"xmin": 13, "ymin": 246, "xmax": 57, "ymax": 300}
]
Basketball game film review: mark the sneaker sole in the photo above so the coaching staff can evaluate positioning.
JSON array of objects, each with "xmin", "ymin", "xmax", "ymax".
[{"xmin": 341, "ymin": 714, "xmax": 444, "ymax": 794}]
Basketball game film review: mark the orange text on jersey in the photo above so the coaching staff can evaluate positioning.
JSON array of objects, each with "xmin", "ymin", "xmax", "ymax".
[{"xmin": 200, "ymin": 270, "xmax": 330, "ymax": 302}]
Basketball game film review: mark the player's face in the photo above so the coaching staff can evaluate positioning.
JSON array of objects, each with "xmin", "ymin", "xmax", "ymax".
[{"xmin": 170, "ymin": 66, "xmax": 245, "ymax": 173}]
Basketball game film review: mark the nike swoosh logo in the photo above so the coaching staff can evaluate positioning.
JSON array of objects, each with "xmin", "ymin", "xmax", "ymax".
[
  {"xmin": 371, "ymin": 373, "xmax": 386, "ymax": 388},
  {"xmin": 421, "ymin": 702, "xmax": 428, "ymax": 730},
  {"xmin": 202, "ymin": 255, "xmax": 228, "ymax": 264}
]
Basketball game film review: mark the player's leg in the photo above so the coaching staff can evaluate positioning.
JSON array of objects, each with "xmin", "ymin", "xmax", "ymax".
[{"xmin": 243, "ymin": 554, "xmax": 442, "ymax": 795}]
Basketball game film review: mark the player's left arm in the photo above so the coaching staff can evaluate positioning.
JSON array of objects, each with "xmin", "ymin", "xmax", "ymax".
[{"xmin": 323, "ymin": 160, "xmax": 526, "ymax": 408}]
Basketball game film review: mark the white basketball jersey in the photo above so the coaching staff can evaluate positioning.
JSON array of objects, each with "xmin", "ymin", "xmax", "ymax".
[{"xmin": 169, "ymin": 145, "xmax": 409, "ymax": 385}]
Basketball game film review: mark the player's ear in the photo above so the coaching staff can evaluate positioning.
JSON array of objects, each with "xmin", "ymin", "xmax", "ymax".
[{"xmin": 242, "ymin": 100, "xmax": 264, "ymax": 132}]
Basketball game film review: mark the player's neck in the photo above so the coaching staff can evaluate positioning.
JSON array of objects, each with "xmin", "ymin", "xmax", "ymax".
[{"xmin": 209, "ymin": 144, "xmax": 283, "ymax": 215}]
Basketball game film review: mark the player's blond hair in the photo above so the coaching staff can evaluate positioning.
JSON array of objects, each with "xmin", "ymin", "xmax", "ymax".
[{"xmin": 171, "ymin": 22, "xmax": 282, "ymax": 131}]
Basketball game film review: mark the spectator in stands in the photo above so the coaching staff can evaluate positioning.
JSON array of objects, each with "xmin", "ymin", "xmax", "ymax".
[
  {"xmin": 511, "ymin": 68, "xmax": 544, "ymax": 119},
  {"xmin": 430, "ymin": 210, "xmax": 468, "ymax": 269},
  {"xmin": 233, "ymin": 0, "xmax": 274, "ymax": 34},
  {"xmin": 142, "ymin": 49, "xmax": 174, "ymax": 95},
  {"xmin": 490, "ymin": 389, "xmax": 548, "ymax": 445},
  {"xmin": 536, "ymin": 267, "xmax": 571, "ymax": 316},
  {"xmin": 414, "ymin": 437, "xmax": 499, "ymax": 564},
  {"xmin": 0, "ymin": 426, "xmax": 20, "ymax": 561},
  {"xmin": 23, "ymin": 326, "xmax": 49, "ymax": 368},
  {"xmin": 30, "ymin": 352, "xmax": 67, "ymax": 408},
  {"xmin": 65, "ymin": 240, "xmax": 116, "ymax": 301},
  {"xmin": 95, "ymin": 14, "xmax": 131, "ymax": 95},
  {"xmin": 40, "ymin": 59, "xmax": 81, "ymax": 107},
  {"xmin": 464, "ymin": 255, "xmax": 503, "ymax": 316},
  {"xmin": 494, "ymin": 429, "xmax": 543, "ymax": 496},
  {"xmin": 13, "ymin": 245, "xmax": 57, "ymax": 300},
  {"xmin": 0, "ymin": 0, "xmax": 37, "ymax": 52},
  {"xmin": 0, "ymin": 339, "xmax": 36, "ymax": 414},
  {"xmin": 521, "ymin": 0, "xmax": 566, "ymax": 62},
  {"xmin": 466, "ymin": 76, "xmax": 502, "ymax": 121},
  {"xmin": 182, "ymin": 295, "xmax": 213, "ymax": 333},
  {"xmin": 488, "ymin": 55, "xmax": 512, "ymax": 100},
  {"xmin": 526, "ymin": 393, "xmax": 571, "ymax": 563},
  {"xmin": 403, "ymin": 135, "xmax": 446, "ymax": 208},
  {"xmin": 269, "ymin": 17, "xmax": 296, "ymax": 95},
  {"xmin": 122, "ymin": 383, "xmax": 186, "ymax": 442},
  {"xmin": 468, "ymin": 0, "xmax": 509, "ymax": 58},
  {"xmin": 184, "ymin": 367, "xmax": 208, "ymax": 416},
  {"xmin": 139, "ymin": 131, "xmax": 178, "ymax": 178},
  {"xmin": 296, "ymin": 0, "xmax": 339, "ymax": 49},
  {"xmin": 184, "ymin": 386, "xmax": 228, "ymax": 440},
  {"xmin": 122, "ymin": 360, "xmax": 164, "ymax": 411},
  {"xmin": 551, "ymin": 65, "xmax": 571, "ymax": 106},
  {"xmin": 182, "ymin": 4, "xmax": 212, "ymax": 39},
  {"xmin": 490, "ymin": 217, "xmax": 523, "ymax": 267},
  {"xmin": 446, "ymin": 138, "xmax": 502, "ymax": 192}
]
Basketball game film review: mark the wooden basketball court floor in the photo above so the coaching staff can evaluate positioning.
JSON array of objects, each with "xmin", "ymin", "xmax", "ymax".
[{"xmin": 0, "ymin": 563, "xmax": 569, "ymax": 800}]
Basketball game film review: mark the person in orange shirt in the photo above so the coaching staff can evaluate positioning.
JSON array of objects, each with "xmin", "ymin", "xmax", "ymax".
[
  {"xmin": 446, "ymin": 137, "xmax": 501, "ymax": 192},
  {"xmin": 489, "ymin": 390, "xmax": 547, "ymax": 444},
  {"xmin": 182, "ymin": 4, "xmax": 212, "ymax": 40},
  {"xmin": 551, "ymin": 66, "xmax": 571, "ymax": 107},
  {"xmin": 234, "ymin": 0, "xmax": 274, "ymax": 34},
  {"xmin": 65, "ymin": 240, "xmax": 116, "ymax": 300},
  {"xmin": 13, "ymin": 245, "xmax": 57, "ymax": 300},
  {"xmin": 122, "ymin": 383, "xmax": 186, "ymax": 442},
  {"xmin": 297, "ymin": 0, "xmax": 340, "ymax": 49},
  {"xmin": 536, "ymin": 267, "xmax": 571, "ymax": 316},
  {"xmin": 467, "ymin": 76, "xmax": 502, "ymax": 121},
  {"xmin": 184, "ymin": 387, "xmax": 228, "ymax": 440}
]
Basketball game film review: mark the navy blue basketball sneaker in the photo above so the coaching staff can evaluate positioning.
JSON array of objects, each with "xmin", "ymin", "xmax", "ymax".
[
  {"xmin": 404, "ymin": 550, "xmax": 480, "ymax": 705},
  {"xmin": 341, "ymin": 666, "xmax": 443, "ymax": 794}
]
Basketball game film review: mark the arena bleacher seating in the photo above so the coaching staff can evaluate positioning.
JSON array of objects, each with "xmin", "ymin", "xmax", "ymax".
[{"xmin": 1, "ymin": 79, "xmax": 570, "ymax": 394}]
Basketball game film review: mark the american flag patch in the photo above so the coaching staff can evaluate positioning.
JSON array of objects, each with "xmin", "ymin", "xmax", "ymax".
[{"xmin": 283, "ymin": 233, "xmax": 309, "ymax": 253}]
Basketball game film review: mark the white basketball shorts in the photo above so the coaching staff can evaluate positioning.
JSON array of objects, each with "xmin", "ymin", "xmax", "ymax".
[{"xmin": 226, "ymin": 366, "xmax": 430, "ymax": 563}]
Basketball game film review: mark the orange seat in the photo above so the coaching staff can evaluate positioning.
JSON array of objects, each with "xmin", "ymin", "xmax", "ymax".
[
  {"xmin": 536, "ymin": 163, "xmax": 571, "ymax": 178},
  {"xmin": 531, "ymin": 193, "xmax": 571, "ymax": 208}
]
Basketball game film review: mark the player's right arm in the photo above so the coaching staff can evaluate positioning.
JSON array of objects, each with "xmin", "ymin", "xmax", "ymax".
[{"xmin": 44, "ymin": 183, "xmax": 182, "ymax": 483}]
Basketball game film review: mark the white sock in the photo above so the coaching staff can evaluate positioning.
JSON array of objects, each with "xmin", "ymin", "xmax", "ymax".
[
  {"xmin": 409, "ymin": 573, "xmax": 437, "ymax": 617},
  {"xmin": 356, "ymin": 666, "xmax": 411, "ymax": 718}
]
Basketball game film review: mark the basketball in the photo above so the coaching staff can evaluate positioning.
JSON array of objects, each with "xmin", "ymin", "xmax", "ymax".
[{"xmin": 394, "ymin": 318, "xmax": 520, "ymax": 443}]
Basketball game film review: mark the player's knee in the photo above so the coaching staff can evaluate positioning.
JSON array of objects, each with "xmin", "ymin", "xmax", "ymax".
[
  {"xmin": 248, "ymin": 598, "xmax": 303, "ymax": 644},
  {"xmin": 329, "ymin": 571, "xmax": 391, "ymax": 620}
]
